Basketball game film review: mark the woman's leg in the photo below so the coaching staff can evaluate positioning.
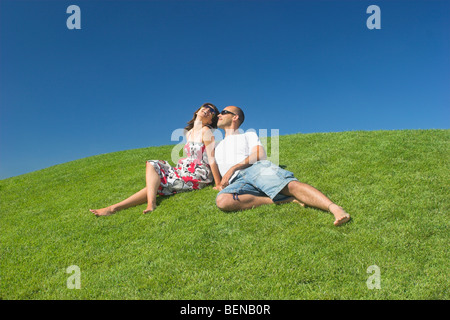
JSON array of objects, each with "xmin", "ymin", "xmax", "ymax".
[
  {"xmin": 90, "ymin": 162, "xmax": 162, "ymax": 216},
  {"xmin": 90, "ymin": 187, "xmax": 147, "ymax": 216},
  {"xmin": 143, "ymin": 162, "xmax": 161, "ymax": 214}
]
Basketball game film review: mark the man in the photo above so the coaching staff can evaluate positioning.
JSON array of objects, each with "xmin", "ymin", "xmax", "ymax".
[{"xmin": 214, "ymin": 106, "xmax": 351, "ymax": 226}]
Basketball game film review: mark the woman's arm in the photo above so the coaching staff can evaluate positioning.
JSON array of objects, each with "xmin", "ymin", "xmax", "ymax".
[{"xmin": 202, "ymin": 127, "xmax": 222, "ymax": 187}]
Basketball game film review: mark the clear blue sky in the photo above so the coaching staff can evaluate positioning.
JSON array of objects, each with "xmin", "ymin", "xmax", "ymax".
[{"xmin": 1, "ymin": 0, "xmax": 449, "ymax": 179}]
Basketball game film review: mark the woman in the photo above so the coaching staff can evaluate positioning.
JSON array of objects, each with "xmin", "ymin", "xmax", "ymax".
[{"xmin": 90, "ymin": 103, "xmax": 222, "ymax": 216}]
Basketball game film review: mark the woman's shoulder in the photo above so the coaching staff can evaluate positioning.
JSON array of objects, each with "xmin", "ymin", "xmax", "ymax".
[
  {"xmin": 201, "ymin": 125, "xmax": 215, "ymax": 135},
  {"xmin": 201, "ymin": 126, "xmax": 215, "ymax": 144}
]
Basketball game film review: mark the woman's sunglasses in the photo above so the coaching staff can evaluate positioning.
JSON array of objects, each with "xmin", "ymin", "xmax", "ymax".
[
  {"xmin": 220, "ymin": 110, "xmax": 236, "ymax": 116},
  {"xmin": 203, "ymin": 105, "xmax": 217, "ymax": 115}
]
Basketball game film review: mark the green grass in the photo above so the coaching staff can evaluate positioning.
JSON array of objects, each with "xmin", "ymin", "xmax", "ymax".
[{"xmin": 1, "ymin": 129, "xmax": 449, "ymax": 299}]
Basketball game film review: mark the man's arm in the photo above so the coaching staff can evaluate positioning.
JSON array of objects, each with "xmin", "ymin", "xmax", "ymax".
[{"xmin": 219, "ymin": 145, "xmax": 267, "ymax": 189}]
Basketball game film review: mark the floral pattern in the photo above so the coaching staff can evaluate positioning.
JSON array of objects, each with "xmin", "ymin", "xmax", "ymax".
[{"xmin": 147, "ymin": 141, "xmax": 213, "ymax": 196}]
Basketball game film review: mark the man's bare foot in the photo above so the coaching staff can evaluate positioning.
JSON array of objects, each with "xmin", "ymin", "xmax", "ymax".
[
  {"xmin": 329, "ymin": 203, "xmax": 351, "ymax": 226},
  {"xmin": 90, "ymin": 206, "xmax": 116, "ymax": 216},
  {"xmin": 143, "ymin": 203, "xmax": 157, "ymax": 214}
]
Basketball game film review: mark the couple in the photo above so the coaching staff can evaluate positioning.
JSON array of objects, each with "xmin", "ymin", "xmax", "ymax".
[{"xmin": 90, "ymin": 103, "xmax": 351, "ymax": 226}]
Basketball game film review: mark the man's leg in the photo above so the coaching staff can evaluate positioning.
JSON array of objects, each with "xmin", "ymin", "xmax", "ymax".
[
  {"xmin": 216, "ymin": 193, "xmax": 273, "ymax": 211},
  {"xmin": 215, "ymin": 193, "xmax": 299, "ymax": 211},
  {"xmin": 280, "ymin": 181, "xmax": 350, "ymax": 226}
]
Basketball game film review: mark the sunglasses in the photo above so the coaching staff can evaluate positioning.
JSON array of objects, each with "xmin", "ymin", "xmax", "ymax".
[
  {"xmin": 220, "ymin": 110, "xmax": 236, "ymax": 116},
  {"xmin": 203, "ymin": 105, "xmax": 216, "ymax": 115}
]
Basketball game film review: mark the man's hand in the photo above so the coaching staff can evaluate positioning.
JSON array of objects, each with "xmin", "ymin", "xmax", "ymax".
[{"xmin": 213, "ymin": 185, "xmax": 223, "ymax": 191}]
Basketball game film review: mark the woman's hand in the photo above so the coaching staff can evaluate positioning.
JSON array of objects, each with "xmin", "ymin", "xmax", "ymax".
[{"xmin": 220, "ymin": 169, "xmax": 235, "ymax": 189}]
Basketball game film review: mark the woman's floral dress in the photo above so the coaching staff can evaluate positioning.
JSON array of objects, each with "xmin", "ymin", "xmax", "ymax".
[{"xmin": 147, "ymin": 141, "xmax": 213, "ymax": 196}]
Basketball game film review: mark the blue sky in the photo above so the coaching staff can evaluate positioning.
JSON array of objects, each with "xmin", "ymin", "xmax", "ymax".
[{"xmin": 1, "ymin": 0, "xmax": 449, "ymax": 179}]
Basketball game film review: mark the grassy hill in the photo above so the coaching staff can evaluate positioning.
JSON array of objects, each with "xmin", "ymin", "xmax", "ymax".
[{"xmin": 1, "ymin": 129, "xmax": 448, "ymax": 299}]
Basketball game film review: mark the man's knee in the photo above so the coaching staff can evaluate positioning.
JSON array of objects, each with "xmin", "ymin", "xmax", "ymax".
[
  {"xmin": 216, "ymin": 193, "xmax": 234, "ymax": 211},
  {"xmin": 281, "ymin": 180, "xmax": 303, "ymax": 195}
]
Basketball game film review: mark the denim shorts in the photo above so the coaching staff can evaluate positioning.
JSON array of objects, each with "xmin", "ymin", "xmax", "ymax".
[{"xmin": 217, "ymin": 160, "xmax": 298, "ymax": 202}]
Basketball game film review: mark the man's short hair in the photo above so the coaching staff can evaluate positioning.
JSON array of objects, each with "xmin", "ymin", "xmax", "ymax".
[{"xmin": 234, "ymin": 107, "xmax": 245, "ymax": 126}]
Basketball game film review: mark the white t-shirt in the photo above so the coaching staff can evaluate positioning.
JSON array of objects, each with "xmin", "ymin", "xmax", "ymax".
[{"xmin": 215, "ymin": 131, "xmax": 263, "ymax": 182}]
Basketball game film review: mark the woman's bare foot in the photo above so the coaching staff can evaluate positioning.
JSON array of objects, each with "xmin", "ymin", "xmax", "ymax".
[
  {"xmin": 276, "ymin": 197, "xmax": 306, "ymax": 207},
  {"xmin": 329, "ymin": 203, "xmax": 351, "ymax": 226},
  {"xmin": 90, "ymin": 206, "xmax": 116, "ymax": 216},
  {"xmin": 292, "ymin": 199, "xmax": 306, "ymax": 207},
  {"xmin": 143, "ymin": 203, "xmax": 157, "ymax": 214}
]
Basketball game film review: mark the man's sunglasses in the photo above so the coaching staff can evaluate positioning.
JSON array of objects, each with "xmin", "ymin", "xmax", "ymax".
[{"xmin": 220, "ymin": 110, "xmax": 236, "ymax": 116}]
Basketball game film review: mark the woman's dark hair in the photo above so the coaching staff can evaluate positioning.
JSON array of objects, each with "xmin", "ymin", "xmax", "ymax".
[{"xmin": 184, "ymin": 103, "xmax": 219, "ymax": 132}]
